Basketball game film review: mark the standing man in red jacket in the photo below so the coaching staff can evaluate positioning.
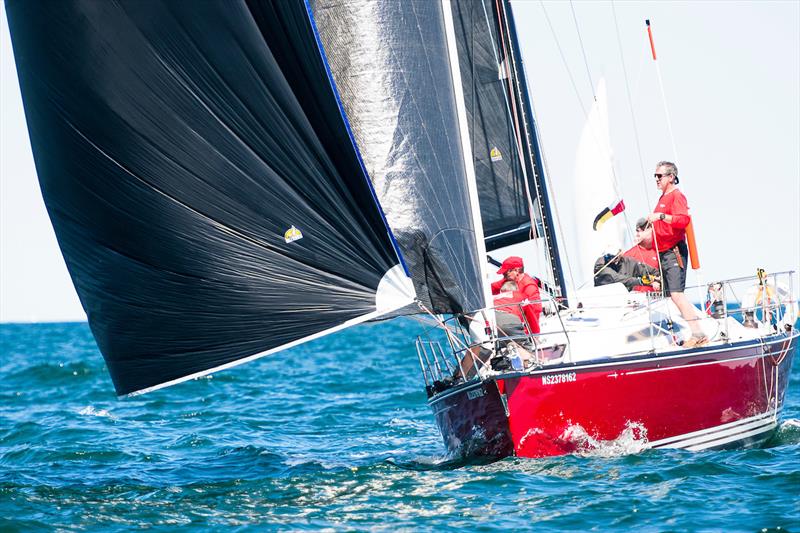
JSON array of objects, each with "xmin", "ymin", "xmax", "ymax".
[
  {"xmin": 492, "ymin": 256, "xmax": 542, "ymax": 335},
  {"xmin": 646, "ymin": 161, "xmax": 707, "ymax": 347}
]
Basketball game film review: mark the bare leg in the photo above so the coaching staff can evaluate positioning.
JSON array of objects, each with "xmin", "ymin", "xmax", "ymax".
[
  {"xmin": 454, "ymin": 346, "xmax": 484, "ymax": 380},
  {"xmin": 670, "ymin": 291, "xmax": 705, "ymax": 338}
]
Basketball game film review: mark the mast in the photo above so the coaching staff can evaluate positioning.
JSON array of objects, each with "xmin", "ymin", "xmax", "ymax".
[{"xmin": 499, "ymin": 0, "xmax": 568, "ymax": 301}]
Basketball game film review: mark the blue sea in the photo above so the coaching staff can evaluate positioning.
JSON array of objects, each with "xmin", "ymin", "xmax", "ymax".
[{"xmin": 1, "ymin": 320, "xmax": 798, "ymax": 531}]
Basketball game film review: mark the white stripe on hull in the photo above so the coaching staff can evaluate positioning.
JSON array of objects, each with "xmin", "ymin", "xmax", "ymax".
[
  {"xmin": 650, "ymin": 409, "xmax": 778, "ymax": 450},
  {"xmin": 685, "ymin": 421, "xmax": 775, "ymax": 451}
]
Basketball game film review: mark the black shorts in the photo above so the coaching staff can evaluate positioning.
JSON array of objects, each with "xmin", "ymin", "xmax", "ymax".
[{"xmin": 659, "ymin": 241, "xmax": 688, "ymax": 295}]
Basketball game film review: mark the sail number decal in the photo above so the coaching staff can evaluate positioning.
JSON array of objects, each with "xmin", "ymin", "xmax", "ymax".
[
  {"xmin": 467, "ymin": 388, "xmax": 485, "ymax": 400},
  {"xmin": 541, "ymin": 372, "xmax": 577, "ymax": 386}
]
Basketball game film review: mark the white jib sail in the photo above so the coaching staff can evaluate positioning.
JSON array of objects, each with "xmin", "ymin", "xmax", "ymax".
[{"xmin": 573, "ymin": 78, "xmax": 625, "ymax": 288}]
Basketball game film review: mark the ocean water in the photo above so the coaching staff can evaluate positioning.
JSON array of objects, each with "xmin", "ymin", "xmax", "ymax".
[{"xmin": 1, "ymin": 320, "xmax": 798, "ymax": 531}]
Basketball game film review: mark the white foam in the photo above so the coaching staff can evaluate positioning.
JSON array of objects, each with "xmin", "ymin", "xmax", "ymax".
[
  {"xmin": 781, "ymin": 418, "xmax": 800, "ymax": 428},
  {"xmin": 78, "ymin": 405, "xmax": 114, "ymax": 419},
  {"xmin": 561, "ymin": 421, "xmax": 649, "ymax": 457}
]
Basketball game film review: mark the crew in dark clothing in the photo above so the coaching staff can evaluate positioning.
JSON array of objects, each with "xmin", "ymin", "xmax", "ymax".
[{"xmin": 594, "ymin": 251, "xmax": 659, "ymax": 291}]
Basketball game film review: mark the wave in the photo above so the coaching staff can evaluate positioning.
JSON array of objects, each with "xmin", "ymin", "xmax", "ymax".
[
  {"xmin": 763, "ymin": 418, "xmax": 800, "ymax": 447},
  {"xmin": 386, "ymin": 454, "xmax": 498, "ymax": 471},
  {"xmin": 78, "ymin": 406, "xmax": 115, "ymax": 419}
]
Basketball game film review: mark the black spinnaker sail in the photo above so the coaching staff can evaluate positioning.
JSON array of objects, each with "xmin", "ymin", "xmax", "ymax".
[{"xmin": 6, "ymin": 0, "xmax": 415, "ymax": 396}]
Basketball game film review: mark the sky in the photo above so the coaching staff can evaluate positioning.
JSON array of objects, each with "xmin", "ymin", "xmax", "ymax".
[
  {"xmin": 1, "ymin": 1, "xmax": 799, "ymax": 323},
  {"xmin": 512, "ymin": 1, "xmax": 800, "ymax": 295}
]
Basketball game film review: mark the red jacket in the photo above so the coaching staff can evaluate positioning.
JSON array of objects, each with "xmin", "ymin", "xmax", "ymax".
[
  {"xmin": 491, "ymin": 273, "xmax": 542, "ymax": 334},
  {"xmin": 624, "ymin": 244, "xmax": 659, "ymax": 269},
  {"xmin": 652, "ymin": 189, "xmax": 691, "ymax": 252}
]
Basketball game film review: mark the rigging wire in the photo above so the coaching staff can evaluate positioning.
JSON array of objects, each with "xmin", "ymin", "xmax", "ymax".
[
  {"xmin": 539, "ymin": 0, "xmax": 589, "ymax": 118},
  {"xmin": 538, "ymin": 0, "xmax": 637, "ymax": 278},
  {"xmin": 525, "ymin": 109, "xmax": 578, "ymax": 293},
  {"xmin": 569, "ymin": 0, "xmax": 596, "ymax": 101},
  {"xmin": 415, "ymin": 300, "xmax": 471, "ymax": 351},
  {"xmin": 611, "ymin": 0, "xmax": 651, "ymax": 207}
]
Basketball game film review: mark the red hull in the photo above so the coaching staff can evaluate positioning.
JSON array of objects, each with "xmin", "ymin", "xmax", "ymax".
[{"xmin": 429, "ymin": 332, "xmax": 798, "ymax": 459}]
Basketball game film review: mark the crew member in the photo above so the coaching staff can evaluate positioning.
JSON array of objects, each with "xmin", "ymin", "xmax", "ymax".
[
  {"xmin": 455, "ymin": 276, "xmax": 535, "ymax": 380},
  {"xmin": 622, "ymin": 218, "xmax": 661, "ymax": 293},
  {"xmin": 646, "ymin": 161, "xmax": 707, "ymax": 347},
  {"xmin": 594, "ymin": 249, "xmax": 659, "ymax": 292},
  {"xmin": 492, "ymin": 256, "xmax": 542, "ymax": 335},
  {"xmin": 624, "ymin": 218, "xmax": 659, "ymax": 269}
]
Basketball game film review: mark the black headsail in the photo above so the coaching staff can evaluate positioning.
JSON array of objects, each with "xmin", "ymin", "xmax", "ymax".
[
  {"xmin": 308, "ymin": 0, "xmax": 489, "ymax": 316},
  {"xmin": 6, "ymin": 0, "xmax": 414, "ymax": 396},
  {"xmin": 450, "ymin": 0, "xmax": 567, "ymax": 299}
]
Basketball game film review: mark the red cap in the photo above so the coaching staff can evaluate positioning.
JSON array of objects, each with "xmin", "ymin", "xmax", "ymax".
[{"xmin": 496, "ymin": 256, "xmax": 523, "ymax": 274}]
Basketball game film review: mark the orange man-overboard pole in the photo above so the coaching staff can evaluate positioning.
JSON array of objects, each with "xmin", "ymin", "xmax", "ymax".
[
  {"xmin": 686, "ymin": 222, "xmax": 700, "ymax": 269},
  {"xmin": 646, "ymin": 19, "xmax": 657, "ymax": 60},
  {"xmin": 646, "ymin": 19, "xmax": 700, "ymax": 270}
]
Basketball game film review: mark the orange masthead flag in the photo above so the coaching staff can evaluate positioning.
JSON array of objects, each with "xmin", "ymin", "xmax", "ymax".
[{"xmin": 592, "ymin": 199, "xmax": 626, "ymax": 231}]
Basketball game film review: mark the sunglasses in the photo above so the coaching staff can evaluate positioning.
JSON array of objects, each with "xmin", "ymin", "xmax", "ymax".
[{"xmin": 654, "ymin": 173, "xmax": 672, "ymax": 181}]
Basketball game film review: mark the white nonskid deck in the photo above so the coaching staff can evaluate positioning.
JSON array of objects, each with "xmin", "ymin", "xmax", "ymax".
[{"xmin": 533, "ymin": 283, "xmax": 777, "ymax": 366}]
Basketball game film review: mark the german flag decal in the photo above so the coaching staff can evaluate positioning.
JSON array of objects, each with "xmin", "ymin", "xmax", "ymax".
[{"xmin": 592, "ymin": 200, "xmax": 625, "ymax": 231}]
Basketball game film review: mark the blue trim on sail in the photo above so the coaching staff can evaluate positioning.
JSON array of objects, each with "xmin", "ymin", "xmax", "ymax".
[{"xmin": 302, "ymin": 0, "xmax": 410, "ymax": 278}]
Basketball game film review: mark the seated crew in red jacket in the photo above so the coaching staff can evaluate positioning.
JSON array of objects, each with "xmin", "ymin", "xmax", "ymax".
[
  {"xmin": 455, "ymin": 258, "xmax": 541, "ymax": 379},
  {"xmin": 492, "ymin": 256, "xmax": 542, "ymax": 335},
  {"xmin": 624, "ymin": 218, "xmax": 659, "ymax": 269},
  {"xmin": 623, "ymin": 218, "xmax": 661, "ymax": 293},
  {"xmin": 646, "ymin": 161, "xmax": 706, "ymax": 347}
]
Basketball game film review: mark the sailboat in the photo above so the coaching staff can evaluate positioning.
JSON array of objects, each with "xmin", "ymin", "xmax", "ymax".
[{"xmin": 7, "ymin": 0, "xmax": 797, "ymax": 459}]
